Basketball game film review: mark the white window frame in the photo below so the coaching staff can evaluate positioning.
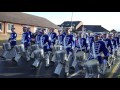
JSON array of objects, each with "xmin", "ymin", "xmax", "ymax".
[
  {"xmin": 34, "ymin": 26, "xmax": 42, "ymax": 33},
  {"xmin": 0, "ymin": 22, "xmax": 2, "ymax": 32},
  {"xmin": 7, "ymin": 23, "xmax": 14, "ymax": 33}
]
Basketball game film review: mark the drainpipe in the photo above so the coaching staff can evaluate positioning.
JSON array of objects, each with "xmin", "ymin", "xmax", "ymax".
[{"xmin": 4, "ymin": 21, "xmax": 6, "ymax": 34}]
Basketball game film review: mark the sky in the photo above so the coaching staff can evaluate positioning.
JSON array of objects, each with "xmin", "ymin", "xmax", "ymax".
[{"xmin": 23, "ymin": 12, "xmax": 120, "ymax": 31}]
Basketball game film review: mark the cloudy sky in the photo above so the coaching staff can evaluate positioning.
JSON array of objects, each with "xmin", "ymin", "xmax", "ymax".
[{"xmin": 23, "ymin": 12, "xmax": 120, "ymax": 31}]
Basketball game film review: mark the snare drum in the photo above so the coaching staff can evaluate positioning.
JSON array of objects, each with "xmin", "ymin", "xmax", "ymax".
[
  {"xmin": 84, "ymin": 59, "xmax": 99, "ymax": 75},
  {"xmin": 3, "ymin": 43, "xmax": 11, "ymax": 51},
  {"xmin": 15, "ymin": 44, "xmax": 25, "ymax": 54},
  {"xmin": 55, "ymin": 50, "xmax": 66, "ymax": 63}
]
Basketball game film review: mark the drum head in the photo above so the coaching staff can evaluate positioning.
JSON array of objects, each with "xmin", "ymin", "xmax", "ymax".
[
  {"xmin": 76, "ymin": 51, "xmax": 85, "ymax": 57},
  {"xmin": 85, "ymin": 59, "xmax": 99, "ymax": 66},
  {"xmin": 54, "ymin": 45, "xmax": 64, "ymax": 51}
]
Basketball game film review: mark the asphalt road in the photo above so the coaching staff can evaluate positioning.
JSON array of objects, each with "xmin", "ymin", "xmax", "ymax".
[{"xmin": 0, "ymin": 47, "xmax": 120, "ymax": 78}]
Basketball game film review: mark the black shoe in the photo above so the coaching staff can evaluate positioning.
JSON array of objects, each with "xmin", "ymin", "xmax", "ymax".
[
  {"xmin": 31, "ymin": 65, "xmax": 37, "ymax": 70},
  {"xmin": 45, "ymin": 65, "xmax": 50, "ymax": 68},
  {"xmin": 70, "ymin": 67, "xmax": 75, "ymax": 70},
  {"xmin": 70, "ymin": 67, "xmax": 75, "ymax": 74},
  {"xmin": 53, "ymin": 73, "xmax": 59, "ymax": 78},
  {"xmin": 50, "ymin": 61, "xmax": 55, "ymax": 66}
]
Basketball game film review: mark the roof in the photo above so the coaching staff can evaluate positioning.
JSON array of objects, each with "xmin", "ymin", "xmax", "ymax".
[
  {"xmin": 0, "ymin": 12, "xmax": 59, "ymax": 29},
  {"xmin": 111, "ymin": 29, "xmax": 117, "ymax": 32},
  {"xmin": 83, "ymin": 25, "xmax": 109, "ymax": 32},
  {"xmin": 61, "ymin": 21, "xmax": 81, "ymax": 27}
]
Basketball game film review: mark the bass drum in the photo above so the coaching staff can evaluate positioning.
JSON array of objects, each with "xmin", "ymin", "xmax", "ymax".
[
  {"xmin": 15, "ymin": 44, "xmax": 25, "ymax": 54},
  {"xmin": 84, "ymin": 59, "xmax": 99, "ymax": 78},
  {"xmin": 76, "ymin": 51, "xmax": 86, "ymax": 61},
  {"xmin": 3, "ymin": 43, "xmax": 11, "ymax": 51},
  {"xmin": 55, "ymin": 50, "xmax": 66, "ymax": 64}
]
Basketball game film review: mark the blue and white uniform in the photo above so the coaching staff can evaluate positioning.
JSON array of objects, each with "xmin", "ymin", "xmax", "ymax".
[
  {"xmin": 90, "ymin": 40, "xmax": 109, "ymax": 64},
  {"xmin": 48, "ymin": 32, "xmax": 57, "ymax": 46},
  {"xmin": 28, "ymin": 31, "xmax": 32, "ymax": 43},
  {"xmin": 41, "ymin": 34, "xmax": 52, "ymax": 52},
  {"xmin": 112, "ymin": 38, "xmax": 117, "ymax": 51},
  {"xmin": 9, "ymin": 32, "xmax": 17, "ymax": 47},
  {"xmin": 75, "ymin": 37, "xmax": 87, "ymax": 52},
  {"xmin": 103, "ymin": 38, "xmax": 113, "ymax": 54},
  {"xmin": 35, "ymin": 32, "xmax": 42, "ymax": 45},
  {"xmin": 86, "ymin": 36, "xmax": 94, "ymax": 49},
  {"xmin": 57, "ymin": 33, "xmax": 65, "ymax": 45},
  {"xmin": 114, "ymin": 37, "xmax": 119, "ymax": 47},
  {"xmin": 64, "ymin": 34, "xmax": 75, "ymax": 55},
  {"xmin": 21, "ymin": 32, "xmax": 30, "ymax": 48}
]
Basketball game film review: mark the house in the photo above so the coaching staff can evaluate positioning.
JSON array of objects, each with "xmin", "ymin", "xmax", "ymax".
[
  {"xmin": 110, "ymin": 29, "xmax": 117, "ymax": 33},
  {"xmin": 59, "ymin": 21, "xmax": 83, "ymax": 31},
  {"xmin": 81, "ymin": 25, "xmax": 109, "ymax": 34},
  {"xmin": 0, "ymin": 12, "xmax": 59, "ymax": 37}
]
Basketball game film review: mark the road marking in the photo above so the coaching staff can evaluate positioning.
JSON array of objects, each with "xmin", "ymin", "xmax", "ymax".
[
  {"xmin": 108, "ymin": 60, "xmax": 120, "ymax": 78},
  {"xmin": 67, "ymin": 70, "xmax": 82, "ymax": 78},
  {"xmin": 35, "ymin": 62, "xmax": 43, "ymax": 78}
]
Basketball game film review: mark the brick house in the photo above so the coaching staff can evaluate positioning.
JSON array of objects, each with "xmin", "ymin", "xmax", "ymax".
[
  {"xmin": 58, "ymin": 21, "xmax": 83, "ymax": 31},
  {"xmin": 0, "ymin": 12, "xmax": 59, "ymax": 38}
]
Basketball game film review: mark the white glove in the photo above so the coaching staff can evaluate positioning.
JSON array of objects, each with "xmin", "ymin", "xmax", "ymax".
[{"xmin": 72, "ymin": 46, "xmax": 74, "ymax": 50}]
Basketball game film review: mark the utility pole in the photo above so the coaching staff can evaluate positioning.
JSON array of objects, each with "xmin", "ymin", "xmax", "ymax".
[{"xmin": 70, "ymin": 12, "xmax": 73, "ymax": 31}]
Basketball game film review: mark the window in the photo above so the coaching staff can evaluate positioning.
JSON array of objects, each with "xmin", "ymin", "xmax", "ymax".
[
  {"xmin": 0, "ymin": 23, "xmax": 2, "ymax": 31},
  {"xmin": 34, "ymin": 27, "xmax": 42, "ymax": 33},
  {"xmin": 8, "ymin": 23, "xmax": 14, "ymax": 31}
]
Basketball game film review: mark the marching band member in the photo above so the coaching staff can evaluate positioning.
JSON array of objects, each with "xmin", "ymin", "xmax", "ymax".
[
  {"xmin": 35, "ymin": 28, "xmax": 43, "ymax": 47},
  {"xmin": 75, "ymin": 31, "xmax": 88, "ymax": 52},
  {"xmin": 71, "ymin": 31, "xmax": 87, "ymax": 70},
  {"xmin": 50, "ymin": 29, "xmax": 66, "ymax": 64},
  {"xmin": 63, "ymin": 28, "xmax": 75, "ymax": 76},
  {"xmin": 21, "ymin": 27, "xmax": 30, "ymax": 49},
  {"xmin": 90, "ymin": 34, "xmax": 109, "ymax": 71},
  {"xmin": 41, "ymin": 29, "xmax": 52, "ymax": 67},
  {"xmin": 48, "ymin": 28, "xmax": 57, "ymax": 46},
  {"xmin": 112, "ymin": 33, "xmax": 118, "ymax": 56},
  {"xmin": 103, "ymin": 33, "xmax": 113, "ymax": 55},
  {"xmin": 113, "ymin": 33, "xmax": 119, "ymax": 48},
  {"xmin": 27, "ymin": 27, "xmax": 33, "ymax": 45},
  {"xmin": 8, "ymin": 26, "xmax": 17, "ymax": 47},
  {"xmin": 57, "ymin": 30, "xmax": 66, "ymax": 45},
  {"xmin": 86, "ymin": 32, "xmax": 94, "ymax": 50},
  {"xmin": 1, "ymin": 26, "xmax": 17, "ymax": 59}
]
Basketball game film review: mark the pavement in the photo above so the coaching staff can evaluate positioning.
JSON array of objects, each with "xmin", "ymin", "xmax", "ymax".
[{"xmin": 0, "ymin": 46, "xmax": 120, "ymax": 78}]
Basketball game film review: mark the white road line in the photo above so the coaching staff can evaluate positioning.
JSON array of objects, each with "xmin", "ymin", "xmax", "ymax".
[
  {"xmin": 67, "ymin": 70, "xmax": 82, "ymax": 78},
  {"xmin": 108, "ymin": 60, "xmax": 120, "ymax": 78},
  {"xmin": 36, "ymin": 62, "xmax": 43, "ymax": 78}
]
